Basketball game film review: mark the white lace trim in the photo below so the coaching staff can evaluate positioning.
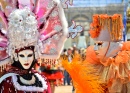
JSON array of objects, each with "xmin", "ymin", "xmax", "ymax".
[
  {"xmin": 12, "ymin": 73, "xmax": 48, "ymax": 92},
  {"xmin": 0, "ymin": 73, "xmax": 18, "ymax": 83}
]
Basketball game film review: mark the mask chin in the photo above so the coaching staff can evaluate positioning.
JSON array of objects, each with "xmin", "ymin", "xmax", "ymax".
[{"xmin": 12, "ymin": 59, "xmax": 37, "ymax": 71}]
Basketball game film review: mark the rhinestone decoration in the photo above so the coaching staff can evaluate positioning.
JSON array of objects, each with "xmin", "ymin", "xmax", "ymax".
[
  {"xmin": 50, "ymin": 48, "xmax": 57, "ymax": 54},
  {"xmin": 5, "ymin": 6, "xmax": 12, "ymax": 9},
  {"xmin": 52, "ymin": 34, "xmax": 59, "ymax": 40},
  {"xmin": 51, "ymin": 11, "xmax": 58, "ymax": 17},
  {"xmin": 7, "ymin": 7, "xmax": 38, "ymax": 56},
  {"xmin": 40, "ymin": 17, "xmax": 46, "ymax": 24},
  {"xmin": 54, "ymin": 25, "xmax": 62, "ymax": 32},
  {"xmin": 47, "ymin": 0, "xmax": 55, "ymax": 9}
]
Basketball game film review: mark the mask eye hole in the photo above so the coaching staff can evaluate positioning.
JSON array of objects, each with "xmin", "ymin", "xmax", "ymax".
[
  {"xmin": 94, "ymin": 42, "xmax": 103, "ymax": 51},
  {"xmin": 97, "ymin": 41, "xmax": 103, "ymax": 46},
  {"xmin": 19, "ymin": 54, "xmax": 24, "ymax": 57},
  {"xmin": 28, "ymin": 54, "xmax": 33, "ymax": 57},
  {"xmin": 97, "ymin": 43, "xmax": 102, "ymax": 46}
]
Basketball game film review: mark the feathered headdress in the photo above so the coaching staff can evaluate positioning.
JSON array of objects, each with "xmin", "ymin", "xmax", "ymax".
[
  {"xmin": 89, "ymin": 14, "xmax": 123, "ymax": 41},
  {"xmin": 0, "ymin": 0, "xmax": 68, "ymax": 71}
]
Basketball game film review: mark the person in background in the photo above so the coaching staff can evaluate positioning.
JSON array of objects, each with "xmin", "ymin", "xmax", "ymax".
[
  {"xmin": 63, "ymin": 47, "xmax": 73, "ymax": 85},
  {"xmin": 71, "ymin": 47, "xmax": 80, "ymax": 93},
  {"xmin": 72, "ymin": 44, "xmax": 77, "ymax": 54},
  {"xmin": 80, "ymin": 48, "xmax": 86, "ymax": 61}
]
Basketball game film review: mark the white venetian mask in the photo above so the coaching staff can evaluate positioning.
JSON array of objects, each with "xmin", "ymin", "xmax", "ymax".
[
  {"xmin": 18, "ymin": 49, "xmax": 34, "ymax": 69},
  {"xmin": 94, "ymin": 41, "xmax": 122, "ymax": 59}
]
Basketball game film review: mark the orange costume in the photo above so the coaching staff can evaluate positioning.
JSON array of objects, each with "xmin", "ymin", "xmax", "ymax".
[{"xmin": 86, "ymin": 14, "xmax": 130, "ymax": 93}]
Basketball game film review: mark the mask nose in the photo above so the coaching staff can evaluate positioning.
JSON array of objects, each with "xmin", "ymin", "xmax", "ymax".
[
  {"xmin": 24, "ymin": 57, "xmax": 29, "ymax": 62},
  {"xmin": 94, "ymin": 44, "xmax": 98, "ymax": 51}
]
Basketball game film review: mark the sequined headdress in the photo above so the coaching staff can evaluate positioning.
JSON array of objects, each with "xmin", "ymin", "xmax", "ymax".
[{"xmin": 0, "ymin": 0, "xmax": 68, "ymax": 71}]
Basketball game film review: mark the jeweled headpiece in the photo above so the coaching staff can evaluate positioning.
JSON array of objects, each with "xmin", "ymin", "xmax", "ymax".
[
  {"xmin": 8, "ymin": 8, "xmax": 38, "ymax": 59},
  {"xmin": 0, "ymin": 0, "xmax": 68, "ymax": 71}
]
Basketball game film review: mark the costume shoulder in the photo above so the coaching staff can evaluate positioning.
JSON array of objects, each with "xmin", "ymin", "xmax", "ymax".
[
  {"xmin": 34, "ymin": 71, "xmax": 48, "ymax": 81},
  {"xmin": 114, "ymin": 41, "xmax": 130, "ymax": 64},
  {"xmin": 35, "ymin": 72, "xmax": 51, "ymax": 93},
  {"xmin": 122, "ymin": 41, "xmax": 130, "ymax": 51},
  {"xmin": 33, "ymin": 71, "xmax": 51, "ymax": 93},
  {"xmin": 0, "ymin": 76, "xmax": 15, "ymax": 92}
]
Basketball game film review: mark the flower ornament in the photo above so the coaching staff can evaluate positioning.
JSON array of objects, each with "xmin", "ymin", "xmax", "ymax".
[{"xmin": 89, "ymin": 14, "xmax": 123, "ymax": 41}]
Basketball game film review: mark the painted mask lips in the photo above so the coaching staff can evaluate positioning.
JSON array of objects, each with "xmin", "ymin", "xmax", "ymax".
[
  {"xmin": 95, "ymin": 51, "xmax": 99, "ymax": 55},
  {"xmin": 24, "ymin": 63, "xmax": 29, "ymax": 66}
]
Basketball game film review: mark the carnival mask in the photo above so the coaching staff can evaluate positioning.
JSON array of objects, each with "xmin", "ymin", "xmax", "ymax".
[
  {"xmin": 94, "ymin": 41, "xmax": 122, "ymax": 59},
  {"xmin": 18, "ymin": 49, "xmax": 34, "ymax": 69}
]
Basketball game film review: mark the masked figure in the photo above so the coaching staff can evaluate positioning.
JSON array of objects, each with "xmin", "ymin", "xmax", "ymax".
[
  {"xmin": 86, "ymin": 14, "xmax": 130, "ymax": 93},
  {"xmin": 0, "ymin": 0, "xmax": 68, "ymax": 93}
]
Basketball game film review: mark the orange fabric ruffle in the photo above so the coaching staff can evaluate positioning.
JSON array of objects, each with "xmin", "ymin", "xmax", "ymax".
[
  {"xmin": 115, "ymin": 51, "xmax": 129, "ymax": 64},
  {"xmin": 122, "ymin": 41, "xmax": 130, "ymax": 51}
]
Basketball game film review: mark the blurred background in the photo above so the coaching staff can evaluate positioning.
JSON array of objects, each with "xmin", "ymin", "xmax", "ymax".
[{"xmin": 63, "ymin": 0, "xmax": 128, "ymax": 49}]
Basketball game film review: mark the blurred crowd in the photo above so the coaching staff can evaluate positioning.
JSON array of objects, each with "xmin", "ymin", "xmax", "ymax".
[{"xmin": 57, "ymin": 45, "xmax": 86, "ymax": 93}]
